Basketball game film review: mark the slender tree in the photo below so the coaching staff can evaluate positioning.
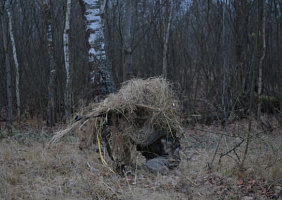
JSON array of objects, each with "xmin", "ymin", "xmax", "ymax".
[
  {"xmin": 42, "ymin": 0, "xmax": 56, "ymax": 127},
  {"xmin": 6, "ymin": 2, "xmax": 20, "ymax": 120},
  {"xmin": 257, "ymin": 0, "xmax": 266, "ymax": 119},
  {"xmin": 162, "ymin": 0, "xmax": 173, "ymax": 78},
  {"xmin": 64, "ymin": 0, "xmax": 72, "ymax": 123},
  {"xmin": 123, "ymin": 0, "xmax": 134, "ymax": 81},
  {"xmin": 1, "ymin": 0, "xmax": 13, "ymax": 131}
]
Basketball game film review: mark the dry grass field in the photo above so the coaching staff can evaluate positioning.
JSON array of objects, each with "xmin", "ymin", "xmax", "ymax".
[{"xmin": 0, "ymin": 116, "xmax": 281, "ymax": 200}]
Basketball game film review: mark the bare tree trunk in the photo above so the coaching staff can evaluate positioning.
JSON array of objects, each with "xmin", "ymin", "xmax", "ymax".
[
  {"xmin": 79, "ymin": 0, "xmax": 116, "ymax": 101},
  {"xmin": 64, "ymin": 0, "xmax": 72, "ymax": 123},
  {"xmin": 162, "ymin": 0, "xmax": 173, "ymax": 78},
  {"xmin": 1, "ymin": 1, "xmax": 13, "ymax": 132},
  {"xmin": 123, "ymin": 0, "xmax": 133, "ymax": 81},
  {"xmin": 257, "ymin": 0, "xmax": 266, "ymax": 119},
  {"xmin": 42, "ymin": 0, "xmax": 56, "ymax": 127},
  {"xmin": 6, "ymin": 4, "xmax": 20, "ymax": 121}
]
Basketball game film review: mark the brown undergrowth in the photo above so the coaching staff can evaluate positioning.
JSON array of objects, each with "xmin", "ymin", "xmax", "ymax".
[{"xmin": 0, "ymin": 116, "xmax": 281, "ymax": 199}]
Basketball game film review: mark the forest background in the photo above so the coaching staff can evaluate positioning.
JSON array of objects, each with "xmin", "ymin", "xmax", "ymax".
[{"xmin": 1, "ymin": 0, "xmax": 281, "ymax": 128}]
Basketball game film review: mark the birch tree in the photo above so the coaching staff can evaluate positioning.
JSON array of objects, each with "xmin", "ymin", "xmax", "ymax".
[
  {"xmin": 79, "ymin": 0, "xmax": 115, "ymax": 102},
  {"xmin": 1, "ymin": 0, "xmax": 13, "ymax": 131},
  {"xmin": 64, "ymin": 0, "xmax": 71, "ymax": 123},
  {"xmin": 6, "ymin": 2, "xmax": 21, "ymax": 120},
  {"xmin": 42, "ymin": 0, "xmax": 56, "ymax": 127}
]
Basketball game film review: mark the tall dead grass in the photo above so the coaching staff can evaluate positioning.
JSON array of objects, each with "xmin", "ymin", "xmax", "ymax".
[
  {"xmin": 0, "ymin": 137, "xmax": 188, "ymax": 200},
  {"xmin": 0, "ymin": 117, "xmax": 281, "ymax": 200}
]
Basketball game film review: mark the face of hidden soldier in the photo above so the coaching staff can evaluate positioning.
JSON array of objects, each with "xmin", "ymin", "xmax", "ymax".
[{"xmin": 137, "ymin": 136, "xmax": 180, "ymax": 161}]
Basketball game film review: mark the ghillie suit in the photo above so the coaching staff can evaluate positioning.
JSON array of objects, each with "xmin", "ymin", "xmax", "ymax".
[{"xmin": 50, "ymin": 77, "xmax": 183, "ymax": 172}]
